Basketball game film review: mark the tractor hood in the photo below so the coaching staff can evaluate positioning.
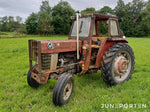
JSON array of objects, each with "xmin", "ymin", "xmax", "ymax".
[{"xmin": 40, "ymin": 40, "xmax": 82, "ymax": 53}]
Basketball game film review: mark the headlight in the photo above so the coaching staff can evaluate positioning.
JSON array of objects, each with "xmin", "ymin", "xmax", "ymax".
[{"xmin": 47, "ymin": 42, "xmax": 55, "ymax": 49}]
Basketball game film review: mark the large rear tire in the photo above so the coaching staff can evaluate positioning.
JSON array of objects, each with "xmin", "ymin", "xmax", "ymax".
[
  {"xmin": 27, "ymin": 65, "xmax": 40, "ymax": 88},
  {"xmin": 101, "ymin": 43, "xmax": 135, "ymax": 86},
  {"xmin": 53, "ymin": 73, "xmax": 74, "ymax": 106}
]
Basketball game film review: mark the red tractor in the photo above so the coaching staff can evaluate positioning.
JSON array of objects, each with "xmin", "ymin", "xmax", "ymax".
[{"xmin": 27, "ymin": 13, "xmax": 135, "ymax": 106}]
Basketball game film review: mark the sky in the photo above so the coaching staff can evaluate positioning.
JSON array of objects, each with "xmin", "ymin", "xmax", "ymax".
[{"xmin": 0, "ymin": 0, "xmax": 147, "ymax": 22}]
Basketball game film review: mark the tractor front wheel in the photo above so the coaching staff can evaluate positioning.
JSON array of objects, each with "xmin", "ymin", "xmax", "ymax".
[
  {"xmin": 53, "ymin": 73, "xmax": 74, "ymax": 106},
  {"xmin": 101, "ymin": 43, "xmax": 135, "ymax": 85},
  {"xmin": 27, "ymin": 65, "xmax": 40, "ymax": 88}
]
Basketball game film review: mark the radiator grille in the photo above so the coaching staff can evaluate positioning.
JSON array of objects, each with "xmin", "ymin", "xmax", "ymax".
[{"xmin": 41, "ymin": 54, "xmax": 51, "ymax": 70}]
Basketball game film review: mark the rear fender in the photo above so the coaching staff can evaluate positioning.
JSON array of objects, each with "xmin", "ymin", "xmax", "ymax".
[{"xmin": 95, "ymin": 38, "xmax": 128, "ymax": 68}]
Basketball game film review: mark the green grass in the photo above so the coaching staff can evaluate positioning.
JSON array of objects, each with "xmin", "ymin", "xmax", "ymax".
[
  {"xmin": 0, "ymin": 36, "xmax": 150, "ymax": 112},
  {"xmin": 0, "ymin": 32, "xmax": 27, "ymax": 38},
  {"xmin": 0, "ymin": 32, "xmax": 16, "ymax": 35}
]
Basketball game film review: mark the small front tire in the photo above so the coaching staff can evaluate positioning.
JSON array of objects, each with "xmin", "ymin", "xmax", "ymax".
[
  {"xmin": 27, "ymin": 65, "xmax": 40, "ymax": 88},
  {"xmin": 53, "ymin": 73, "xmax": 74, "ymax": 106}
]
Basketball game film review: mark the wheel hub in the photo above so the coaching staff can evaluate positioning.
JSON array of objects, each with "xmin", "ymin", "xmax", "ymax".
[
  {"xmin": 114, "ymin": 55, "xmax": 127, "ymax": 75},
  {"xmin": 113, "ymin": 51, "xmax": 131, "ymax": 82},
  {"xmin": 63, "ymin": 81, "xmax": 72, "ymax": 101},
  {"xmin": 118, "ymin": 59, "xmax": 127, "ymax": 72}
]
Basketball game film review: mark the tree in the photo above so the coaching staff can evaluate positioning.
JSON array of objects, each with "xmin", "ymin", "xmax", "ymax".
[
  {"xmin": 140, "ymin": 0, "xmax": 150, "ymax": 36},
  {"xmin": 38, "ymin": 0, "xmax": 53, "ymax": 34},
  {"xmin": 8, "ymin": 16, "xmax": 14, "ymax": 23},
  {"xmin": 8, "ymin": 16, "xmax": 15, "ymax": 31},
  {"xmin": 37, "ymin": 12, "xmax": 53, "ymax": 34},
  {"xmin": 0, "ymin": 16, "xmax": 9, "ymax": 31},
  {"xmin": 97, "ymin": 6, "xmax": 114, "ymax": 14},
  {"xmin": 40, "ymin": 0, "xmax": 51, "ymax": 14},
  {"xmin": 13, "ymin": 16, "xmax": 23, "ymax": 32},
  {"xmin": 115, "ymin": 0, "xmax": 128, "ymax": 35},
  {"xmin": 25, "ymin": 13, "xmax": 38, "ymax": 34},
  {"xmin": 16, "ymin": 16, "xmax": 22, "ymax": 24},
  {"xmin": 0, "ymin": 16, "xmax": 24, "ymax": 32},
  {"xmin": 125, "ymin": 0, "xmax": 145, "ymax": 27},
  {"xmin": 25, "ymin": 0, "xmax": 53, "ymax": 35},
  {"xmin": 114, "ymin": 0, "xmax": 125, "ymax": 18},
  {"xmin": 125, "ymin": 0, "xmax": 146, "ymax": 36},
  {"xmin": 114, "ymin": 0, "xmax": 146, "ymax": 37},
  {"xmin": 81, "ymin": 7, "xmax": 96, "ymax": 14},
  {"xmin": 52, "ymin": 1, "xmax": 75, "ymax": 34}
]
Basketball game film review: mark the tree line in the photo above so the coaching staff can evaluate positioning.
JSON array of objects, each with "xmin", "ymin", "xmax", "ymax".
[
  {"xmin": 0, "ymin": 0, "xmax": 150, "ymax": 37},
  {"xmin": 0, "ymin": 16, "xmax": 25, "ymax": 33}
]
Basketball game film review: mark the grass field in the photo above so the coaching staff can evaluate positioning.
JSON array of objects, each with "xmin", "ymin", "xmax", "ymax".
[{"xmin": 0, "ymin": 36, "xmax": 150, "ymax": 112}]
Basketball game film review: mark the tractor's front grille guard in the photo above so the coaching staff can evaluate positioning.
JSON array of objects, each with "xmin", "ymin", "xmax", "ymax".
[
  {"xmin": 29, "ymin": 40, "xmax": 55, "ymax": 73},
  {"xmin": 29, "ymin": 40, "xmax": 38, "ymax": 62},
  {"xmin": 29, "ymin": 40, "xmax": 40, "ymax": 72}
]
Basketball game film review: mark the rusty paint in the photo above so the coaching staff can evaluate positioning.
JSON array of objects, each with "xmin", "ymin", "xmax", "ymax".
[
  {"xmin": 31, "ymin": 68, "xmax": 64, "ymax": 84},
  {"xmin": 31, "ymin": 73, "xmax": 49, "ymax": 84},
  {"xmin": 95, "ymin": 38, "xmax": 113, "ymax": 68},
  {"xmin": 84, "ymin": 18, "xmax": 95, "ymax": 70},
  {"xmin": 43, "ymin": 68, "xmax": 64, "ymax": 76},
  {"xmin": 78, "ymin": 61, "xmax": 84, "ymax": 66},
  {"xmin": 29, "ymin": 40, "xmax": 32, "ymax": 72},
  {"xmin": 96, "ymin": 21, "xmax": 99, "ymax": 36},
  {"xmin": 107, "ymin": 38, "xmax": 128, "ymax": 42},
  {"xmin": 41, "ymin": 40, "xmax": 82, "ymax": 53},
  {"xmin": 37, "ymin": 41, "xmax": 42, "ymax": 73},
  {"xmin": 82, "ymin": 41, "xmax": 88, "ymax": 59},
  {"xmin": 95, "ymin": 38, "xmax": 128, "ymax": 68}
]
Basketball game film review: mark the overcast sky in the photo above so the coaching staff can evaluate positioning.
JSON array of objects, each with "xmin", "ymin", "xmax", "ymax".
[{"xmin": 0, "ymin": 0, "xmax": 147, "ymax": 22}]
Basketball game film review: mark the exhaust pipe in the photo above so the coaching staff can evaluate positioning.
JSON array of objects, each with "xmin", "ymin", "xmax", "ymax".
[{"xmin": 76, "ymin": 11, "xmax": 80, "ymax": 60}]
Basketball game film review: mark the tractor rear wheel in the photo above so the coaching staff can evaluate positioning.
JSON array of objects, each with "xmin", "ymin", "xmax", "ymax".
[
  {"xmin": 101, "ymin": 43, "xmax": 135, "ymax": 85},
  {"xmin": 53, "ymin": 73, "xmax": 74, "ymax": 106},
  {"xmin": 27, "ymin": 65, "xmax": 40, "ymax": 88}
]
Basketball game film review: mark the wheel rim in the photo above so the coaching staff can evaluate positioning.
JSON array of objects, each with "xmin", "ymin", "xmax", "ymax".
[
  {"xmin": 63, "ymin": 80, "xmax": 73, "ymax": 101},
  {"xmin": 112, "ymin": 51, "xmax": 131, "ymax": 82}
]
